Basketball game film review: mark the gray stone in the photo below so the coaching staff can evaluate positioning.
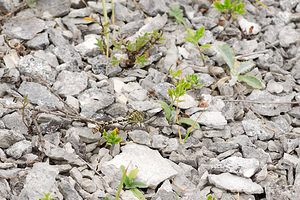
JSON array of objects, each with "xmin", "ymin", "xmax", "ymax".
[
  {"xmin": 242, "ymin": 146, "xmax": 271, "ymax": 167},
  {"xmin": 19, "ymin": 163, "xmax": 61, "ymax": 200},
  {"xmin": 6, "ymin": 140, "xmax": 32, "ymax": 159},
  {"xmin": 88, "ymin": 55, "xmax": 121, "ymax": 76},
  {"xmin": 242, "ymin": 119, "xmax": 274, "ymax": 140},
  {"xmin": 163, "ymin": 138, "xmax": 179, "ymax": 153},
  {"xmin": 114, "ymin": 3, "xmax": 132, "ymax": 22},
  {"xmin": 87, "ymin": 1, "xmax": 112, "ymax": 15},
  {"xmin": 191, "ymin": 111, "xmax": 227, "ymax": 129},
  {"xmin": 18, "ymin": 82, "xmax": 63, "ymax": 109},
  {"xmin": 120, "ymin": 20, "xmax": 144, "ymax": 35},
  {"xmin": 211, "ymin": 156, "xmax": 259, "ymax": 178},
  {"xmin": 152, "ymin": 134, "xmax": 169, "ymax": 149},
  {"xmin": 163, "ymin": 35, "xmax": 179, "ymax": 72},
  {"xmin": 153, "ymin": 82, "xmax": 173, "ymax": 103},
  {"xmin": 247, "ymin": 90, "xmax": 295, "ymax": 116},
  {"xmin": 192, "ymin": 16, "xmax": 217, "ymax": 30},
  {"xmin": 0, "ymin": 129, "xmax": 25, "ymax": 148},
  {"xmin": 66, "ymin": 127, "xmax": 100, "ymax": 144},
  {"xmin": 128, "ymin": 100, "xmax": 161, "ymax": 111},
  {"xmin": 282, "ymin": 153, "xmax": 300, "ymax": 167},
  {"xmin": 17, "ymin": 55, "xmax": 57, "ymax": 83},
  {"xmin": 26, "ymin": 32, "xmax": 49, "ymax": 50},
  {"xmin": 265, "ymin": 182, "xmax": 300, "ymax": 200},
  {"xmin": 81, "ymin": 178, "xmax": 97, "ymax": 193},
  {"xmin": 36, "ymin": 0, "xmax": 70, "ymax": 18},
  {"xmin": 128, "ymin": 130, "xmax": 151, "ymax": 146},
  {"xmin": 266, "ymin": 80, "xmax": 284, "ymax": 94},
  {"xmin": 33, "ymin": 50, "xmax": 59, "ymax": 67},
  {"xmin": 2, "ymin": 112, "xmax": 30, "ymax": 134},
  {"xmin": 177, "ymin": 94, "xmax": 198, "ymax": 109},
  {"xmin": 75, "ymin": 34, "xmax": 100, "ymax": 57},
  {"xmin": 0, "ymin": 179, "xmax": 10, "ymax": 199},
  {"xmin": 289, "ymin": 107, "xmax": 300, "ymax": 119},
  {"xmin": 101, "ymin": 143, "xmax": 178, "ymax": 188},
  {"xmin": 68, "ymin": 7, "xmax": 91, "ymax": 18},
  {"xmin": 3, "ymin": 49, "xmax": 20, "ymax": 68},
  {"xmin": 208, "ymin": 142, "xmax": 239, "ymax": 153},
  {"xmin": 279, "ymin": 26, "xmax": 300, "ymax": 47},
  {"xmin": 53, "ymin": 45, "xmax": 83, "ymax": 67},
  {"xmin": 53, "ymin": 71, "xmax": 88, "ymax": 97},
  {"xmin": 78, "ymin": 88, "xmax": 114, "ymax": 118},
  {"xmin": 139, "ymin": 0, "xmax": 168, "ymax": 16},
  {"xmin": 254, "ymin": 164, "xmax": 268, "ymax": 182},
  {"xmin": 238, "ymin": 17, "xmax": 261, "ymax": 35},
  {"xmin": 105, "ymin": 103, "xmax": 128, "ymax": 118},
  {"xmin": 208, "ymin": 173, "xmax": 263, "ymax": 194},
  {"xmin": 233, "ymin": 39, "xmax": 258, "ymax": 55},
  {"xmin": 2, "ymin": 17, "xmax": 46, "ymax": 40},
  {"xmin": 152, "ymin": 180, "xmax": 177, "ymax": 200},
  {"xmin": 58, "ymin": 177, "xmax": 83, "ymax": 200}
]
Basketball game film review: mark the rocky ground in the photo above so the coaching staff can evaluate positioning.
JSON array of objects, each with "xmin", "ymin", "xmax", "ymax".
[{"xmin": 0, "ymin": 0, "xmax": 300, "ymax": 199}]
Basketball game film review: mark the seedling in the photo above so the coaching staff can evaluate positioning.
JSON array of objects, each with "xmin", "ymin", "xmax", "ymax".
[
  {"xmin": 112, "ymin": 30, "xmax": 164, "ymax": 67},
  {"xmin": 39, "ymin": 192, "xmax": 55, "ymax": 200},
  {"xmin": 169, "ymin": 4, "xmax": 186, "ymax": 27},
  {"xmin": 102, "ymin": 129, "xmax": 122, "ymax": 146},
  {"xmin": 116, "ymin": 165, "xmax": 147, "ymax": 200},
  {"xmin": 25, "ymin": 0, "xmax": 36, "ymax": 8},
  {"xmin": 216, "ymin": 44, "xmax": 263, "ymax": 89},
  {"xmin": 186, "ymin": 27, "xmax": 212, "ymax": 66},
  {"xmin": 214, "ymin": 0, "xmax": 246, "ymax": 18},
  {"xmin": 157, "ymin": 69, "xmax": 202, "ymax": 143},
  {"xmin": 207, "ymin": 195, "xmax": 216, "ymax": 200}
]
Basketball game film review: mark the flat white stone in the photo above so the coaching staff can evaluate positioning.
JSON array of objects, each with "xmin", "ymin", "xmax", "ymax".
[{"xmin": 101, "ymin": 143, "xmax": 178, "ymax": 188}]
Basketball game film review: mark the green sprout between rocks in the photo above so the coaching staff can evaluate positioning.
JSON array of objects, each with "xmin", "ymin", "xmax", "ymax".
[
  {"xmin": 207, "ymin": 194, "xmax": 216, "ymax": 200},
  {"xmin": 39, "ymin": 192, "xmax": 55, "ymax": 200},
  {"xmin": 25, "ymin": 0, "xmax": 36, "ymax": 8},
  {"xmin": 111, "ymin": 30, "xmax": 164, "ymax": 67},
  {"xmin": 169, "ymin": 5, "xmax": 211, "ymax": 66},
  {"xmin": 214, "ymin": 0, "xmax": 246, "ymax": 18},
  {"xmin": 102, "ymin": 128, "xmax": 122, "ymax": 146},
  {"xmin": 158, "ymin": 69, "xmax": 202, "ymax": 143},
  {"xmin": 216, "ymin": 43, "xmax": 263, "ymax": 89},
  {"xmin": 114, "ymin": 165, "xmax": 147, "ymax": 200}
]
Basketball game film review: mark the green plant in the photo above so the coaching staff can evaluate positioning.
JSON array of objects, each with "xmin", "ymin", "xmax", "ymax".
[
  {"xmin": 169, "ymin": 4, "xmax": 186, "ymax": 27},
  {"xmin": 214, "ymin": 0, "xmax": 245, "ymax": 18},
  {"xmin": 102, "ymin": 129, "xmax": 122, "ymax": 146},
  {"xmin": 39, "ymin": 192, "xmax": 55, "ymax": 200},
  {"xmin": 157, "ymin": 69, "xmax": 202, "ymax": 143},
  {"xmin": 216, "ymin": 44, "xmax": 263, "ymax": 89},
  {"xmin": 25, "ymin": 0, "xmax": 36, "ymax": 8},
  {"xmin": 116, "ymin": 165, "xmax": 147, "ymax": 200},
  {"xmin": 186, "ymin": 27, "xmax": 212, "ymax": 66},
  {"xmin": 112, "ymin": 30, "xmax": 164, "ymax": 67},
  {"xmin": 207, "ymin": 195, "xmax": 216, "ymax": 200}
]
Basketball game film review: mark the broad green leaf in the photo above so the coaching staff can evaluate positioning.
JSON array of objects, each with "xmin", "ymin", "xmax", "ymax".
[
  {"xmin": 125, "ymin": 181, "xmax": 147, "ymax": 189},
  {"xmin": 214, "ymin": 2, "xmax": 223, "ymax": 10},
  {"xmin": 200, "ymin": 44, "xmax": 212, "ymax": 49},
  {"xmin": 128, "ymin": 168, "xmax": 139, "ymax": 181},
  {"xmin": 229, "ymin": 75, "xmax": 238, "ymax": 86},
  {"xmin": 238, "ymin": 75, "xmax": 263, "ymax": 89},
  {"xmin": 236, "ymin": 61, "xmax": 255, "ymax": 74},
  {"xmin": 169, "ymin": 4, "xmax": 185, "ymax": 25},
  {"xmin": 104, "ymin": 196, "xmax": 110, "ymax": 200},
  {"xmin": 224, "ymin": 0, "xmax": 231, "ymax": 8},
  {"xmin": 130, "ymin": 188, "xmax": 146, "ymax": 200},
  {"xmin": 124, "ymin": 176, "xmax": 131, "ymax": 186},
  {"xmin": 207, "ymin": 195, "xmax": 213, "ymax": 200},
  {"xmin": 178, "ymin": 118, "xmax": 200, "ymax": 129},
  {"xmin": 157, "ymin": 100, "xmax": 172, "ymax": 121},
  {"xmin": 216, "ymin": 44, "xmax": 236, "ymax": 71}
]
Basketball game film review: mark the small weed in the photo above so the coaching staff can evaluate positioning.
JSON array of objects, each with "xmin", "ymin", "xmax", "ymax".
[
  {"xmin": 214, "ymin": 0, "xmax": 246, "ymax": 18},
  {"xmin": 186, "ymin": 27, "xmax": 212, "ymax": 66},
  {"xmin": 102, "ymin": 128, "xmax": 122, "ymax": 146},
  {"xmin": 207, "ymin": 194, "xmax": 216, "ymax": 200},
  {"xmin": 112, "ymin": 30, "xmax": 164, "ymax": 67},
  {"xmin": 25, "ymin": 0, "xmax": 36, "ymax": 8},
  {"xmin": 158, "ymin": 69, "xmax": 202, "ymax": 143},
  {"xmin": 116, "ymin": 165, "xmax": 147, "ymax": 200},
  {"xmin": 39, "ymin": 192, "xmax": 55, "ymax": 200},
  {"xmin": 169, "ymin": 4, "xmax": 186, "ymax": 27},
  {"xmin": 216, "ymin": 44, "xmax": 263, "ymax": 89}
]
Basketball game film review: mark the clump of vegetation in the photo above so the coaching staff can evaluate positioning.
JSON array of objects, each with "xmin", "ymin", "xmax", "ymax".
[
  {"xmin": 158, "ymin": 69, "xmax": 202, "ymax": 144},
  {"xmin": 105, "ymin": 165, "xmax": 147, "ymax": 200},
  {"xmin": 25, "ymin": 0, "xmax": 36, "ymax": 8},
  {"xmin": 214, "ymin": 0, "xmax": 246, "ymax": 18},
  {"xmin": 169, "ymin": 5, "xmax": 211, "ymax": 66},
  {"xmin": 216, "ymin": 43, "xmax": 263, "ymax": 89},
  {"xmin": 102, "ymin": 128, "xmax": 122, "ymax": 146},
  {"xmin": 39, "ymin": 192, "xmax": 55, "ymax": 200},
  {"xmin": 111, "ymin": 30, "xmax": 164, "ymax": 67}
]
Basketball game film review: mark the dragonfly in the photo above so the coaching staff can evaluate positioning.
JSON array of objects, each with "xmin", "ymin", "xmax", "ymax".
[{"xmin": 92, "ymin": 110, "xmax": 149, "ymax": 134}]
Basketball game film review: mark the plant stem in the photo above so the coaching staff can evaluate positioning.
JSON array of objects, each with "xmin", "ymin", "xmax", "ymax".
[
  {"xmin": 176, "ymin": 65, "xmax": 183, "ymax": 143},
  {"xmin": 101, "ymin": 0, "xmax": 109, "ymax": 75}
]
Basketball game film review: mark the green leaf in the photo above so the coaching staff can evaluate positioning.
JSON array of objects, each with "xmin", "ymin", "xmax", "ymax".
[
  {"xmin": 224, "ymin": 0, "xmax": 231, "ymax": 8},
  {"xmin": 104, "ymin": 196, "xmax": 110, "ymax": 200},
  {"xmin": 199, "ymin": 44, "xmax": 212, "ymax": 49},
  {"xmin": 236, "ymin": 61, "xmax": 255, "ymax": 74},
  {"xmin": 130, "ymin": 188, "xmax": 146, "ymax": 200},
  {"xmin": 195, "ymin": 27, "xmax": 205, "ymax": 40},
  {"xmin": 125, "ymin": 181, "xmax": 147, "ymax": 189},
  {"xmin": 128, "ymin": 168, "xmax": 139, "ymax": 181},
  {"xmin": 207, "ymin": 195, "xmax": 213, "ymax": 200},
  {"xmin": 178, "ymin": 118, "xmax": 200, "ymax": 129},
  {"xmin": 238, "ymin": 75, "xmax": 263, "ymax": 89},
  {"xmin": 216, "ymin": 44, "xmax": 236, "ymax": 72},
  {"xmin": 157, "ymin": 100, "xmax": 172, "ymax": 121},
  {"xmin": 124, "ymin": 176, "xmax": 131, "ymax": 186},
  {"xmin": 168, "ymin": 4, "xmax": 185, "ymax": 25},
  {"xmin": 214, "ymin": 2, "xmax": 223, "ymax": 10}
]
